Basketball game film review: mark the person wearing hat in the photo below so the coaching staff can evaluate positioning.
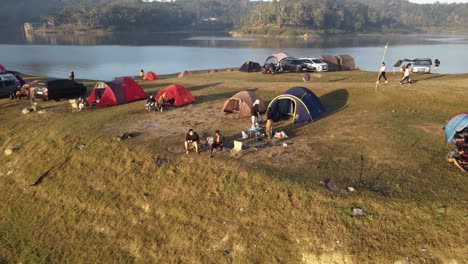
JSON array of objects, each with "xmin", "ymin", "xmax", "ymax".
[
  {"xmin": 251, "ymin": 99, "xmax": 260, "ymax": 127},
  {"xmin": 208, "ymin": 130, "xmax": 224, "ymax": 157}
]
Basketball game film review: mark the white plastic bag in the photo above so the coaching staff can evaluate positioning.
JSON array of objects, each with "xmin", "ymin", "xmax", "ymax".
[{"xmin": 242, "ymin": 131, "xmax": 249, "ymax": 139}]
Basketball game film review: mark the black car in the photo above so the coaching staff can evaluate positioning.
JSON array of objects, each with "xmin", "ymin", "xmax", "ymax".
[
  {"xmin": 32, "ymin": 79, "xmax": 86, "ymax": 101},
  {"xmin": 279, "ymin": 58, "xmax": 308, "ymax": 72}
]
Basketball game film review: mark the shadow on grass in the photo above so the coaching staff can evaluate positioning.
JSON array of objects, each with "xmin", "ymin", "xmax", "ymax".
[
  {"xmin": 196, "ymin": 91, "xmax": 246, "ymax": 104},
  {"xmin": 316, "ymin": 89, "xmax": 349, "ymax": 121},
  {"xmin": 416, "ymin": 74, "xmax": 447, "ymax": 82},
  {"xmin": 329, "ymin": 77, "xmax": 349, "ymax": 82},
  {"xmin": 189, "ymin": 82, "xmax": 224, "ymax": 92}
]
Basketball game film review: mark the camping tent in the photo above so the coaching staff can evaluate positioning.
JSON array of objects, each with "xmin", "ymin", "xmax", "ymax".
[
  {"xmin": 143, "ymin": 71, "xmax": 159, "ymax": 80},
  {"xmin": 268, "ymin": 87, "xmax": 326, "ymax": 124},
  {"xmin": 318, "ymin": 55, "xmax": 340, "ymax": 71},
  {"xmin": 336, "ymin": 55, "xmax": 356, "ymax": 70},
  {"xmin": 178, "ymin": 70, "xmax": 192, "ymax": 78},
  {"xmin": 445, "ymin": 113, "xmax": 468, "ymax": 143},
  {"xmin": 239, "ymin": 61, "xmax": 261, "ymax": 72},
  {"xmin": 222, "ymin": 91, "xmax": 266, "ymax": 118},
  {"xmin": 0, "ymin": 65, "xmax": 5, "ymax": 72},
  {"xmin": 264, "ymin": 52, "xmax": 289, "ymax": 66},
  {"xmin": 156, "ymin": 84, "xmax": 195, "ymax": 107},
  {"xmin": 87, "ymin": 77, "xmax": 147, "ymax": 107}
]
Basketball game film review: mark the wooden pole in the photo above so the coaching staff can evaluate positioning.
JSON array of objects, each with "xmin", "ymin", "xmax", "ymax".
[{"xmin": 375, "ymin": 43, "xmax": 388, "ymax": 92}]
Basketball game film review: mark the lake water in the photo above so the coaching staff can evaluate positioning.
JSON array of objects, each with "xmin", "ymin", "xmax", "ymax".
[{"xmin": 1, "ymin": 31, "xmax": 467, "ymax": 80}]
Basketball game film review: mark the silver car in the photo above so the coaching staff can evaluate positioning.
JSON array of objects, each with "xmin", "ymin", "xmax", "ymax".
[
  {"xmin": 300, "ymin": 58, "xmax": 329, "ymax": 72},
  {"xmin": 0, "ymin": 73, "xmax": 21, "ymax": 98}
]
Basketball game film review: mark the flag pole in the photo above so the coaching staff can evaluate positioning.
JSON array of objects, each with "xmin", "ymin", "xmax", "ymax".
[{"xmin": 375, "ymin": 42, "xmax": 388, "ymax": 92}]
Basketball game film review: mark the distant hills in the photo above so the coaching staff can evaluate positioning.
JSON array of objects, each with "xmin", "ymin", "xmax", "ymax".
[{"xmin": 2, "ymin": 0, "xmax": 467, "ymax": 34}]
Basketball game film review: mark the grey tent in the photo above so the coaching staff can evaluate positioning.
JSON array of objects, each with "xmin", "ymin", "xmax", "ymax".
[
  {"xmin": 336, "ymin": 55, "xmax": 356, "ymax": 70},
  {"xmin": 318, "ymin": 55, "xmax": 340, "ymax": 71}
]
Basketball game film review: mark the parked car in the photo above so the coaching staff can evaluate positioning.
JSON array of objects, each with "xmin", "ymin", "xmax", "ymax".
[
  {"xmin": 299, "ymin": 58, "xmax": 329, "ymax": 72},
  {"xmin": 32, "ymin": 79, "xmax": 86, "ymax": 101},
  {"xmin": 0, "ymin": 73, "xmax": 21, "ymax": 98},
  {"xmin": 279, "ymin": 58, "xmax": 308, "ymax": 72},
  {"xmin": 411, "ymin": 58, "xmax": 432, "ymax": 74}
]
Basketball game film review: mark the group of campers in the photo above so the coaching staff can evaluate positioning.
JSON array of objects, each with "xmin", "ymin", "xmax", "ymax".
[
  {"xmin": 145, "ymin": 93, "xmax": 175, "ymax": 112},
  {"xmin": 447, "ymin": 128, "xmax": 468, "ymax": 172},
  {"xmin": 376, "ymin": 62, "xmax": 412, "ymax": 85}
]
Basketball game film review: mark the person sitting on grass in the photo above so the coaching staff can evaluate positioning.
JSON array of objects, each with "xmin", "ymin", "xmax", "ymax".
[
  {"xmin": 78, "ymin": 96, "xmax": 89, "ymax": 111},
  {"xmin": 303, "ymin": 72, "xmax": 311, "ymax": 82},
  {"xmin": 158, "ymin": 93, "xmax": 166, "ymax": 112},
  {"xmin": 145, "ymin": 94, "xmax": 156, "ymax": 111},
  {"xmin": 185, "ymin": 129, "xmax": 199, "ymax": 154},
  {"xmin": 208, "ymin": 130, "xmax": 224, "ymax": 157}
]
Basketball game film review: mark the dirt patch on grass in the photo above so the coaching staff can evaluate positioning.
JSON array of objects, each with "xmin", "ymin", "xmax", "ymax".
[{"xmin": 411, "ymin": 125, "xmax": 444, "ymax": 135}]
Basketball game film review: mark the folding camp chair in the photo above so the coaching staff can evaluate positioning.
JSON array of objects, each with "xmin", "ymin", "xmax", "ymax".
[
  {"xmin": 230, "ymin": 140, "xmax": 243, "ymax": 159},
  {"xmin": 69, "ymin": 99, "xmax": 78, "ymax": 112}
]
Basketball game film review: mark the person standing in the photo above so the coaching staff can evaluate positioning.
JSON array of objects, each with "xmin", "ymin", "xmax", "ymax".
[
  {"xmin": 251, "ymin": 99, "xmax": 260, "ymax": 127},
  {"xmin": 265, "ymin": 107, "xmax": 273, "ymax": 139},
  {"xmin": 400, "ymin": 64, "xmax": 412, "ymax": 85},
  {"xmin": 434, "ymin": 59, "xmax": 440, "ymax": 73},
  {"xmin": 377, "ymin": 62, "xmax": 388, "ymax": 84},
  {"xmin": 140, "ymin": 69, "xmax": 145, "ymax": 79},
  {"xmin": 185, "ymin": 129, "xmax": 200, "ymax": 154},
  {"xmin": 69, "ymin": 71, "xmax": 75, "ymax": 81}
]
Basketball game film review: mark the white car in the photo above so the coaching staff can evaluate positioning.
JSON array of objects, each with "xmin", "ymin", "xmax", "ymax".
[
  {"xmin": 411, "ymin": 58, "xmax": 432, "ymax": 74},
  {"xmin": 299, "ymin": 58, "xmax": 328, "ymax": 72}
]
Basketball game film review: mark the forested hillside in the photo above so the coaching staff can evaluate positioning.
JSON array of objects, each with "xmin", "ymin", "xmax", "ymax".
[{"xmin": 2, "ymin": 0, "xmax": 467, "ymax": 34}]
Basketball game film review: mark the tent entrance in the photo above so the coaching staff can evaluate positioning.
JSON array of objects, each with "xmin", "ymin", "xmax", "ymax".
[
  {"xmin": 277, "ymin": 98, "xmax": 296, "ymax": 120},
  {"xmin": 224, "ymin": 98, "xmax": 241, "ymax": 113}
]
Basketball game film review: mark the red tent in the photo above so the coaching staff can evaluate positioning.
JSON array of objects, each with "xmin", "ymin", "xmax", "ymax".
[
  {"xmin": 0, "ymin": 65, "xmax": 5, "ymax": 72},
  {"xmin": 88, "ymin": 77, "xmax": 147, "ymax": 107},
  {"xmin": 143, "ymin": 71, "xmax": 159, "ymax": 81},
  {"xmin": 156, "ymin": 84, "xmax": 195, "ymax": 107}
]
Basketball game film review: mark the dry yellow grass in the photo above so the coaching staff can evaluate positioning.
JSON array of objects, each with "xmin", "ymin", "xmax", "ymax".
[{"xmin": 0, "ymin": 70, "xmax": 467, "ymax": 263}]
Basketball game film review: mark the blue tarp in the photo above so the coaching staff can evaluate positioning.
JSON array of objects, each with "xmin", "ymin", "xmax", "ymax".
[{"xmin": 445, "ymin": 113, "xmax": 468, "ymax": 143}]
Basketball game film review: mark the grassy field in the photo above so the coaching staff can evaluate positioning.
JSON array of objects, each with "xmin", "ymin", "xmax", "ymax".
[{"xmin": 0, "ymin": 70, "xmax": 467, "ymax": 263}]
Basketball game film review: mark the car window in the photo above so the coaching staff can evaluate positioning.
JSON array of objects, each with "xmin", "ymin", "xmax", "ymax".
[
  {"xmin": 302, "ymin": 59, "xmax": 312, "ymax": 63},
  {"xmin": 312, "ymin": 60, "xmax": 323, "ymax": 63},
  {"xmin": 415, "ymin": 60, "xmax": 430, "ymax": 65}
]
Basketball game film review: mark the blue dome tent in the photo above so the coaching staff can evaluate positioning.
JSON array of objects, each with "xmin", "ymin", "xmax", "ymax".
[
  {"xmin": 445, "ymin": 113, "xmax": 468, "ymax": 143},
  {"xmin": 268, "ymin": 87, "xmax": 326, "ymax": 124}
]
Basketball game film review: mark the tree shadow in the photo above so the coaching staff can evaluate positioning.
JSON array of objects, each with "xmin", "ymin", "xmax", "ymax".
[
  {"xmin": 316, "ymin": 89, "xmax": 349, "ymax": 121},
  {"xmin": 189, "ymin": 82, "xmax": 224, "ymax": 92}
]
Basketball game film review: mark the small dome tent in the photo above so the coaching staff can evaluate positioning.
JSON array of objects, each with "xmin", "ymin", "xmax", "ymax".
[
  {"xmin": 445, "ymin": 113, "xmax": 468, "ymax": 143},
  {"xmin": 87, "ymin": 77, "xmax": 147, "ymax": 107},
  {"xmin": 239, "ymin": 61, "xmax": 261, "ymax": 72},
  {"xmin": 178, "ymin": 71, "xmax": 192, "ymax": 78},
  {"xmin": 0, "ymin": 65, "xmax": 5, "ymax": 72},
  {"xmin": 268, "ymin": 87, "xmax": 325, "ymax": 124},
  {"xmin": 143, "ymin": 71, "xmax": 159, "ymax": 80},
  {"xmin": 222, "ymin": 91, "xmax": 266, "ymax": 118},
  {"xmin": 156, "ymin": 84, "xmax": 195, "ymax": 107}
]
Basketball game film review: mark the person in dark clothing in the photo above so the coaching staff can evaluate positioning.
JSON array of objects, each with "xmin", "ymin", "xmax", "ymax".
[
  {"xmin": 265, "ymin": 107, "xmax": 273, "ymax": 139},
  {"xmin": 251, "ymin": 99, "xmax": 260, "ymax": 127},
  {"xmin": 185, "ymin": 129, "xmax": 200, "ymax": 154},
  {"xmin": 69, "ymin": 71, "xmax": 75, "ymax": 81},
  {"xmin": 208, "ymin": 130, "xmax": 224, "ymax": 157},
  {"xmin": 145, "ymin": 94, "xmax": 156, "ymax": 111},
  {"xmin": 434, "ymin": 59, "xmax": 440, "ymax": 73}
]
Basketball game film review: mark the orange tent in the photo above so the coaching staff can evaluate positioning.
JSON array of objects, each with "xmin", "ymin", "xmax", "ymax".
[{"xmin": 143, "ymin": 71, "xmax": 159, "ymax": 80}]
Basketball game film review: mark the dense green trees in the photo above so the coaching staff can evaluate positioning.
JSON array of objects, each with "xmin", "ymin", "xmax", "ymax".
[{"xmin": 2, "ymin": 0, "xmax": 467, "ymax": 34}]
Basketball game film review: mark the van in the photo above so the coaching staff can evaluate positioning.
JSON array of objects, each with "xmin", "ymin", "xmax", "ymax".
[
  {"xmin": 412, "ymin": 58, "xmax": 432, "ymax": 74},
  {"xmin": 32, "ymin": 79, "xmax": 86, "ymax": 101}
]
